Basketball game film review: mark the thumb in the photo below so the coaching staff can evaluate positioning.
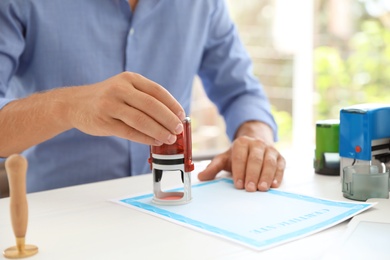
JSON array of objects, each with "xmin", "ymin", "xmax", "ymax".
[{"xmin": 197, "ymin": 153, "xmax": 227, "ymax": 181}]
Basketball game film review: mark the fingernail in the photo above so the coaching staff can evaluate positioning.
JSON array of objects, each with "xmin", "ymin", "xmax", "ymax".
[
  {"xmin": 272, "ymin": 179, "xmax": 278, "ymax": 186},
  {"xmin": 236, "ymin": 179, "xmax": 244, "ymax": 189},
  {"xmin": 175, "ymin": 123, "xmax": 183, "ymax": 134},
  {"xmin": 177, "ymin": 111, "xmax": 186, "ymax": 121},
  {"xmin": 167, "ymin": 134, "xmax": 176, "ymax": 144},
  {"xmin": 154, "ymin": 140, "xmax": 163, "ymax": 146},
  {"xmin": 259, "ymin": 181, "xmax": 269, "ymax": 191},
  {"xmin": 247, "ymin": 182, "xmax": 256, "ymax": 192}
]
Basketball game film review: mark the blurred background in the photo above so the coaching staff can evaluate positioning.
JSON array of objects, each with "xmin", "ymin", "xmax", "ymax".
[{"xmin": 190, "ymin": 0, "xmax": 390, "ymax": 160}]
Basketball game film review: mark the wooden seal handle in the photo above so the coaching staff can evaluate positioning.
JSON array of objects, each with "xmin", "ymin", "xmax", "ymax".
[{"xmin": 5, "ymin": 154, "xmax": 28, "ymax": 239}]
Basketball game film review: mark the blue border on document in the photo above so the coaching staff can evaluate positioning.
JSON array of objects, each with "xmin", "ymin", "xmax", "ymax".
[{"xmin": 120, "ymin": 178, "xmax": 372, "ymax": 249}]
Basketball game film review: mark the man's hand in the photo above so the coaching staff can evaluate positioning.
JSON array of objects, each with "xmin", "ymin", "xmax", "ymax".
[
  {"xmin": 0, "ymin": 72, "xmax": 185, "ymax": 156},
  {"xmin": 197, "ymin": 121, "xmax": 286, "ymax": 192},
  {"xmin": 64, "ymin": 72, "xmax": 186, "ymax": 145}
]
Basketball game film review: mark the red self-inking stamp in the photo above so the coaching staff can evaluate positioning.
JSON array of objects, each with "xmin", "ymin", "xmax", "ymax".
[{"xmin": 148, "ymin": 117, "xmax": 194, "ymax": 205}]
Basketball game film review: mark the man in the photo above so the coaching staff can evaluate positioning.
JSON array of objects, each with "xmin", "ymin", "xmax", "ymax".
[{"xmin": 0, "ymin": 0, "xmax": 285, "ymax": 193}]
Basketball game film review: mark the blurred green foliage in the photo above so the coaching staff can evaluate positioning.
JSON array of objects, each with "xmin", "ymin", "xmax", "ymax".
[
  {"xmin": 314, "ymin": 18, "xmax": 390, "ymax": 120},
  {"xmin": 272, "ymin": 107, "xmax": 292, "ymax": 144}
]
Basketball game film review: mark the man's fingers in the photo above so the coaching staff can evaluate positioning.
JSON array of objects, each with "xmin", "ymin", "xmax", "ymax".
[
  {"xmin": 271, "ymin": 155, "xmax": 286, "ymax": 188},
  {"xmin": 198, "ymin": 153, "xmax": 227, "ymax": 181},
  {"xmin": 197, "ymin": 137, "xmax": 286, "ymax": 193},
  {"xmin": 243, "ymin": 141, "xmax": 265, "ymax": 192},
  {"xmin": 231, "ymin": 138, "xmax": 250, "ymax": 189},
  {"xmin": 257, "ymin": 148, "xmax": 285, "ymax": 190},
  {"xmin": 256, "ymin": 148, "xmax": 278, "ymax": 191},
  {"xmin": 105, "ymin": 119, "xmax": 162, "ymax": 146},
  {"xmin": 68, "ymin": 72, "xmax": 185, "ymax": 146},
  {"xmin": 124, "ymin": 72, "xmax": 185, "ymax": 121},
  {"xmin": 114, "ymin": 102, "xmax": 178, "ymax": 144},
  {"xmin": 229, "ymin": 136, "xmax": 286, "ymax": 192},
  {"xmin": 101, "ymin": 72, "xmax": 186, "ymax": 144},
  {"xmin": 123, "ymin": 90, "xmax": 183, "ymax": 137}
]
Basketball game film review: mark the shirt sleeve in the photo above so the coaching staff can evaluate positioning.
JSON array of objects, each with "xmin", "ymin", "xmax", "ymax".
[
  {"xmin": 0, "ymin": 1, "xmax": 25, "ymax": 109},
  {"xmin": 197, "ymin": 0, "xmax": 278, "ymax": 141}
]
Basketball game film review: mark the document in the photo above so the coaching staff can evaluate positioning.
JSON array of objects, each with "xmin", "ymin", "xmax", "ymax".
[{"xmin": 113, "ymin": 178, "xmax": 374, "ymax": 251}]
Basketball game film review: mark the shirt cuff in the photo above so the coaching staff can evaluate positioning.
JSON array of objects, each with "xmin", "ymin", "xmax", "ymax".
[{"xmin": 223, "ymin": 95, "xmax": 278, "ymax": 142}]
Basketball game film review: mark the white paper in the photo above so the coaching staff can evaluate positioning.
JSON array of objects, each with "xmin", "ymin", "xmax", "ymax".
[
  {"xmin": 112, "ymin": 178, "xmax": 374, "ymax": 251},
  {"xmin": 322, "ymin": 220, "xmax": 390, "ymax": 259}
]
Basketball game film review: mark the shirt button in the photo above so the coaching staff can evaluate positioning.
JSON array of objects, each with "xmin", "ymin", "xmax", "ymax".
[{"xmin": 129, "ymin": 28, "xmax": 135, "ymax": 36}]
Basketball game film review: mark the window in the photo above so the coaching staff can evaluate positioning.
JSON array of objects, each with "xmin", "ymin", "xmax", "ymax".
[{"xmin": 190, "ymin": 0, "xmax": 390, "ymax": 160}]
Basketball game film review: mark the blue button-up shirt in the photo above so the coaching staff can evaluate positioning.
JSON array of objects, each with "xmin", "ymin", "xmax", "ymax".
[{"xmin": 0, "ymin": 0, "xmax": 277, "ymax": 192}]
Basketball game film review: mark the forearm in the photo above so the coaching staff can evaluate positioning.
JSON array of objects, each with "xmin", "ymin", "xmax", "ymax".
[
  {"xmin": 234, "ymin": 120, "xmax": 275, "ymax": 145},
  {"xmin": 0, "ymin": 72, "xmax": 187, "ymax": 157},
  {"xmin": 0, "ymin": 88, "xmax": 72, "ymax": 157}
]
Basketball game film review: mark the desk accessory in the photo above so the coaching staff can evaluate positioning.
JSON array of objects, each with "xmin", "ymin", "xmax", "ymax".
[
  {"xmin": 342, "ymin": 165, "xmax": 389, "ymax": 201},
  {"xmin": 339, "ymin": 104, "xmax": 390, "ymax": 201},
  {"xmin": 148, "ymin": 117, "xmax": 194, "ymax": 205},
  {"xmin": 314, "ymin": 119, "xmax": 340, "ymax": 175},
  {"xmin": 3, "ymin": 154, "xmax": 38, "ymax": 259}
]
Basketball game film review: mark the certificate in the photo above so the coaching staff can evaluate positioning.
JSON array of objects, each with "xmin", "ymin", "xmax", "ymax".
[{"xmin": 113, "ymin": 178, "xmax": 374, "ymax": 251}]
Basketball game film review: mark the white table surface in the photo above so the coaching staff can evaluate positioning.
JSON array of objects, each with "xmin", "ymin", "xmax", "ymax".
[{"xmin": 0, "ymin": 158, "xmax": 386, "ymax": 260}]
